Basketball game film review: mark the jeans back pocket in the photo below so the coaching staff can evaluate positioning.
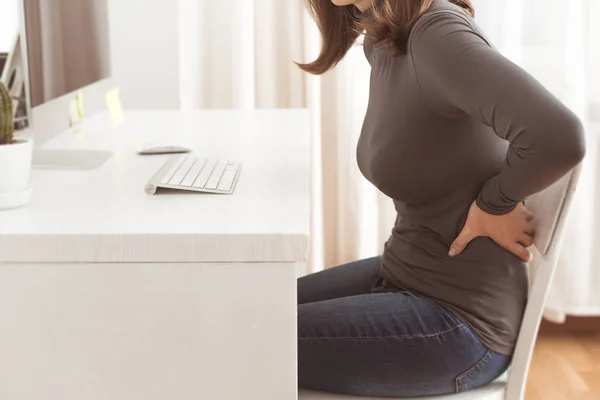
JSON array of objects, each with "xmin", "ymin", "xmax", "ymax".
[{"xmin": 455, "ymin": 350, "xmax": 510, "ymax": 393}]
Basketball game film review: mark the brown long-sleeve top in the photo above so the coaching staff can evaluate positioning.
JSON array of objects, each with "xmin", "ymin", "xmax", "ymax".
[{"xmin": 356, "ymin": 0, "xmax": 586, "ymax": 355}]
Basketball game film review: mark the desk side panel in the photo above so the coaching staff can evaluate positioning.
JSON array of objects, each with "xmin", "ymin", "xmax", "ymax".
[{"xmin": 0, "ymin": 262, "xmax": 298, "ymax": 400}]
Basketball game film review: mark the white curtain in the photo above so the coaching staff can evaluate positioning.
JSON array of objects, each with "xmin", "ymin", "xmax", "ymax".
[
  {"xmin": 178, "ymin": 0, "xmax": 600, "ymax": 318},
  {"xmin": 472, "ymin": 0, "xmax": 600, "ymax": 320}
]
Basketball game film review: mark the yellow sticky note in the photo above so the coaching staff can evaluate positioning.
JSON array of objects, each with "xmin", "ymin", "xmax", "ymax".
[
  {"xmin": 69, "ymin": 99, "xmax": 80, "ymax": 127},
  {"xmin": 106, "ymin": 87, "xmax": 124, "ymax": 127},
  {"xmin": 75, "ymin": 91, "xmax": 84, "ymax": 118}
]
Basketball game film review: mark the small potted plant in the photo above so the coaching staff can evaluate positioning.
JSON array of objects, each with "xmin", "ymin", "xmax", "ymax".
[{"xmin": 0, "ymin": 81, "xmax": 33, "ymax": 210}]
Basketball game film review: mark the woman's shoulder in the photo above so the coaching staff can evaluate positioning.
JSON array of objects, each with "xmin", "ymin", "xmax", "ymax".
[
  {"xmin": 418, "ymin": 0, "xmax": 475, "ymax": 25},
  {"xmin": 408, "ymin": 2, "xmax": 493, "ymax": 56}
]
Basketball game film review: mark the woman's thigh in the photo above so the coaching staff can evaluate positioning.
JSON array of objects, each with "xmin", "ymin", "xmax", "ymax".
[
  {"xmin": 298, "ymin": 291, "xmax": 511, "ymax": 397},
  {"xmin": 298, "ymin": 256, "xmax": 382, "ymax": 305}
]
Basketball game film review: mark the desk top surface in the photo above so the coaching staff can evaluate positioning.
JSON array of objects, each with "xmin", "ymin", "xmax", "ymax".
[{"xmin": 0, "ymin": 110, "xmax": 310, "ymax": 263}]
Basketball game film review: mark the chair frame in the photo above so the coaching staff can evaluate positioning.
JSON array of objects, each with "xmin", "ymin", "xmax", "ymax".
[{"xmin": 504, "ymin": 163, "xmax": 582, "ymax": 400}]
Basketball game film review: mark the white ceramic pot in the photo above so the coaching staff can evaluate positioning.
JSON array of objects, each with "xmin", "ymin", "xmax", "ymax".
[{"xmin": 0, "ymin": 137, "xmax": 33, "ymax": 209}]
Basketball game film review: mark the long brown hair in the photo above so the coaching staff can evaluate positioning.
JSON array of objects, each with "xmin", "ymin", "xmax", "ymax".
[{"xmin": 297, "ymin": 0, "xmax": 474, "ymax": 75}]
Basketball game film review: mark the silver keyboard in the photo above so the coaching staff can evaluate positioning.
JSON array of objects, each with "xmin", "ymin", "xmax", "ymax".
[{"xmin": 145, "ymin": 155, "xmax": 242, "ymax": 195}]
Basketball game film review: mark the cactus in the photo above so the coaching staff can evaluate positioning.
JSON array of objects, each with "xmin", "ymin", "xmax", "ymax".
[{"xmin": 0, "ymin": 81, "xmax": 14, "ymax": 145}]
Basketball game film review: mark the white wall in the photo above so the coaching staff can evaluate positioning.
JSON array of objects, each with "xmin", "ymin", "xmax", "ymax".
[
  {"xmin": 107, "ymin": 0, "xmax": 181, "ymax": 109},
  {"xmin": 0, "ymin": 0, "xmax": 19, "ymax": 53}
]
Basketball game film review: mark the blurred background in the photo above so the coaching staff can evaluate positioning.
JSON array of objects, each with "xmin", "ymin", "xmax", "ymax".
[
  {"xmin": 1, "ymin": 0, "xmax": 598, "ymax": 332},
  {"xmin": 1, "ymin": 2, "xmax": 599, "ymax": 398}
]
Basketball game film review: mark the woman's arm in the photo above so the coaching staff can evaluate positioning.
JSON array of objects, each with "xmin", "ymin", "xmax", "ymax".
[{"xmin": 409, "ymin": 9, "xmax": 586, "ymax": 216}]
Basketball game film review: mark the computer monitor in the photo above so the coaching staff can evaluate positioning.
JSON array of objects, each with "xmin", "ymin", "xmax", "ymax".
[
  {"xmin": 23, "ymin": 0, "xmax": 111, "ymax": 109},
  {"xmin": 10, "ymin": 0, "xmax": 114, "ymax": 145}
]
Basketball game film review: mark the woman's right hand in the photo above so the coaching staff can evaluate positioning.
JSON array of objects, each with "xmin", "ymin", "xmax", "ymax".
[{"xmin": 449, "ymin": 201, "xmax": 535, "ymax": 262}]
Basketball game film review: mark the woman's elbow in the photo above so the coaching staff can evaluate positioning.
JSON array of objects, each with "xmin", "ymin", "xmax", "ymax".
[
  {"xmin": 563, "ymin": 113, "xmax": 586, "ymax": 165},
  {"xmin": 547, "ymin": 111, "xmax": 586, "ymax": 167}
]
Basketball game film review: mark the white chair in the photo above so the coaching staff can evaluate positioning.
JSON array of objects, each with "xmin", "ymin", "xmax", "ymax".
[{"xmin": 299, "ymin": 164, "xmax": 582, "ymax": 400}]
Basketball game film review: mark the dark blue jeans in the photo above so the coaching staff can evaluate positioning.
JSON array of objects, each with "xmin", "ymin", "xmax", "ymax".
[{"xmin": 297, "ymin": 257, "xmax": 511, "ymax": 397}]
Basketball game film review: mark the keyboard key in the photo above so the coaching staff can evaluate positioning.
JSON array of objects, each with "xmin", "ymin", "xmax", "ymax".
[
  {"xmin": 180, "ymin": 158, "xmax": 207, "ymax": 187},
  {"xmin": 217, "ymin": 182, "xmax": 232, "ymax": 191},
  {"xmin": 205, "ymin": 160, "xmax": 228, "ymax": 190},
  {"xmin": 159, "ymin": 155, "xmax": 184, "ymax": 185},
  {"xmin": 167, "ymin": 156, "xmax": 196, "ymax": 186},
  {"xmin": 193, "ymin": 159, "xmax": 217, "ymax": 188},
  {"xmin": 217, "ymin": 168, "xmax": 237, "ymax": 191}
]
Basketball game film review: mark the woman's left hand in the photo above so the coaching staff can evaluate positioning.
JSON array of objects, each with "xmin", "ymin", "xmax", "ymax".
[{"xmin": 449, "ymin": 201, "xmax": 535, "ymax": 262}]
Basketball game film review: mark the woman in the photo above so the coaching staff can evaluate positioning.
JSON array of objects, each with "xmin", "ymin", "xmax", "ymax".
[{"xmin": 297, "ymin": 0, "xmax": 586, "ymax": 397}]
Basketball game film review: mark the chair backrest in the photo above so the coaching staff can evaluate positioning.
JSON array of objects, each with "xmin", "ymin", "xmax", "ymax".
[{"xmin": 505, "ymin": 163, "xmax": 583, "ymax": 400}]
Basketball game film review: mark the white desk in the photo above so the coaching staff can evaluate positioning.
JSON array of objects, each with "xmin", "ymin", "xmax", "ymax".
[{"xmin": 0, "ymin": 110, "xmax": 311, "ymax": 400}]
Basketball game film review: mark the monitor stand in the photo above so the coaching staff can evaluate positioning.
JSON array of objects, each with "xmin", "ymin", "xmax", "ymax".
[{"xmin": 32, "ymin": 149, "xmax": 112, "ymax": 170}]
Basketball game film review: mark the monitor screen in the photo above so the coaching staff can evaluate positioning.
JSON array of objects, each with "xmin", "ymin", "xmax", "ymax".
[{"xmin": 23, "ymin": 0, "xmax": 111, "ymax": 108}]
